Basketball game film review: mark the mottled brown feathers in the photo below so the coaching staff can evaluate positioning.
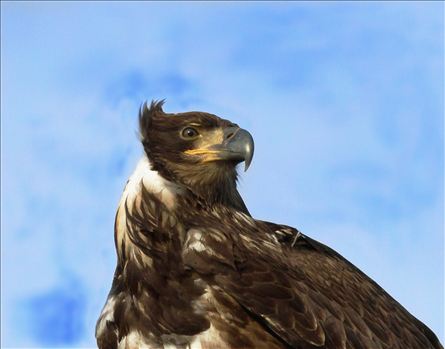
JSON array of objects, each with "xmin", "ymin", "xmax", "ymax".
[
  {"xmin": 180, "ymin": 211, "xmax": 442, "ymax": 349},
  {"xmin": 96, "ymin": 101, "xmax": 443, "ymax": 349}
]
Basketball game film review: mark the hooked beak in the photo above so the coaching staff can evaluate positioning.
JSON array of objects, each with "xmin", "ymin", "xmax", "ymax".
[{"xmin": 219, "ymin": 127, "xmax": 255, "ymax": 171}]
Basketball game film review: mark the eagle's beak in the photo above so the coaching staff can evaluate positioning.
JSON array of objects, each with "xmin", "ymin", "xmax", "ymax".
[{"xmin": 221, "ymin": 127, "xmax": 254, "ymax": 171}]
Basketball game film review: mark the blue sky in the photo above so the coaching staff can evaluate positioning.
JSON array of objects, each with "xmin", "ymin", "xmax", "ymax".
[{"xmin": 1, "ymin": 1, "xmax": 443, "ymax": 347}]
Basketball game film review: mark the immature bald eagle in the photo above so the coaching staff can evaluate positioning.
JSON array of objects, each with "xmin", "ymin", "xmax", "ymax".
[{"xmin": 96, "ymin": 101, "xmax": 442, "ymax": 349}]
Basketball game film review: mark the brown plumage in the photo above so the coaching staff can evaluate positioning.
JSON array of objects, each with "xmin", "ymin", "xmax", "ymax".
[{"xmin": 96, "ymin": 100, "xmax": 442, "ymax": 349}]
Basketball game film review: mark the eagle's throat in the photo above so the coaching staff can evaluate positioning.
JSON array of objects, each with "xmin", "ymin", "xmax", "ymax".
[
  {"xmin": 150, "ymin": 157, "xmax": 250, "ymax": 215},
  {"xmin": 184, "ymin": 168, "xmax": 250, "ymax": 215}
]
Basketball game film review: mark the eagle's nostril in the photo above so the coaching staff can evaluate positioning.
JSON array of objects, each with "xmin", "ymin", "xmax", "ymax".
[
  {"xmin": 226, "ymin": 132, "xmax": 234, "ymax": 140},
  {"xmin": 225, "ymin": 127, "xmax": 239, "ymax": 140}
]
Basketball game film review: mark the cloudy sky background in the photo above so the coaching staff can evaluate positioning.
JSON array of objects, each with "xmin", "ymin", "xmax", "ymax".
[{"xmin": 2, "ymin": 1, "xmax": 443, "ymax": 347}]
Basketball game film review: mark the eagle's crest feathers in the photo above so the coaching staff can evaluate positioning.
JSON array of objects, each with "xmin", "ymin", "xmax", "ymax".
[{"xmin": 139, "ymin": 99, "xmax": 166, "ymax": 146}]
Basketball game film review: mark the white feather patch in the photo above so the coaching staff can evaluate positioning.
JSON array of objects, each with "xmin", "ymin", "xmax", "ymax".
[
  {"xmin": 115, "ymin": 155, "xmax": 183, "ymax": 259},
  {"xmin": 122, "ymin": 155, "xmax": 180, "ymax": 210}
]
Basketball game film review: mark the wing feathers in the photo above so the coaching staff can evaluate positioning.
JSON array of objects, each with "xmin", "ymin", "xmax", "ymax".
[{"xmin": 182, "ymin": 220, "xmax": 443, "ymax": 349}]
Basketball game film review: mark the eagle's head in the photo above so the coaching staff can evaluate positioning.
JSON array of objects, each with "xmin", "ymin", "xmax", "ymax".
[{"xmin": 139, "ymin": 100, "xmax": 254, "ymax": 211}]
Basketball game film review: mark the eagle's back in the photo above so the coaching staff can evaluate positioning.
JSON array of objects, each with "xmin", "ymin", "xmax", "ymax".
[{"xmin": 181, "ymin": 209, "xmax": 442, "ymax": 349}]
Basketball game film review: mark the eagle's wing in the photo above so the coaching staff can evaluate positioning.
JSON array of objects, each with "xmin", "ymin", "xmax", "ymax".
[{"xmin": 182, "ymin": 217, "xmax": 443, "ymax": 349}]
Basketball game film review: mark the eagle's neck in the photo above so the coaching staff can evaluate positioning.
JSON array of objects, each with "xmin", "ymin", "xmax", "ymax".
[
  {"xmin": 186, "ymin": 177, "xmax": 250, "ymax": 215},
  {"xmin": 147, "ymin": 155, "xmax": 250, "ymax": 215},
  {"xmin": 124, "ymin": 156, "xmax": 182, "ymax": 207}
]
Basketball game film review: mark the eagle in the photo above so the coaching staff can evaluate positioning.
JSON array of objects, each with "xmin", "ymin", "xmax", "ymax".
[{"xmin": 96, "ymin": 100, "xmax": 442, "ymax": 349}]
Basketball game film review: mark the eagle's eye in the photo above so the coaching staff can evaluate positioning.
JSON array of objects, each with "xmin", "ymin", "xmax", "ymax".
[{"xmin": 181, "ymin": 127, "xmax": 199, "ymax": 140}]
